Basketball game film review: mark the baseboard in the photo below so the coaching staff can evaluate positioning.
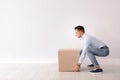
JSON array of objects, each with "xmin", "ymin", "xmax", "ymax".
[{"xmin": 0, "ymin": 58, "xmax": 58, "ymax": 64}]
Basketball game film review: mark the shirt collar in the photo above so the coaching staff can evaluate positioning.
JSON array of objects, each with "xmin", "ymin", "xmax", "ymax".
[{"xmin": 81, "ymin": 33, "xmax": 86, "ymax": 39}]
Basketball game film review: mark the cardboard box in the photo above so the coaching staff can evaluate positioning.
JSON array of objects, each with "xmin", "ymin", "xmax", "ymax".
[{"xmin": 58, "ymin": 49, "xmax": 80, "ymax": 72}]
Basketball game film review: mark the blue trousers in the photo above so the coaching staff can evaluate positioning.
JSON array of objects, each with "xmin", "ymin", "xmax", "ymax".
[{"xmin": 80, "ymin": 46, "xmax": 109, "ymax": 66}]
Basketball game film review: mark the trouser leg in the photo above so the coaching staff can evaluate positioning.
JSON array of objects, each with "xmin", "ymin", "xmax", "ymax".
[
  {"xmin": 86, "ymin": 47, "xmax": 109, "ymax": 66},
  {"xmin": 80, "ymin": 49, "xmax": 82, "ymax": 56}
]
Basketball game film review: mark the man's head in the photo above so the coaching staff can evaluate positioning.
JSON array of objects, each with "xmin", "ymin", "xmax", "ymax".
[{"xmin": 74, "ymin": 25, "xmax": 85, "ymax": 38}]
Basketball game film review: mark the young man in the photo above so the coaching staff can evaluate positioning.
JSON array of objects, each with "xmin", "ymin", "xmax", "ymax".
[{"xmin": 73, "ymin": 25, "xmax": 109, "ymax": 73}]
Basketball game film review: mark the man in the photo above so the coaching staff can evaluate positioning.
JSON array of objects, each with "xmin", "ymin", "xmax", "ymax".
[{"xmin": 73, "ymin": 25, "xmax": 109, "ymax": 73}]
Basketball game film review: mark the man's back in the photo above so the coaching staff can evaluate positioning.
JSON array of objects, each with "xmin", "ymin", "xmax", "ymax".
[{"xmin": 82, "ymin": 34, "xmax": 106, "ymax": 49}]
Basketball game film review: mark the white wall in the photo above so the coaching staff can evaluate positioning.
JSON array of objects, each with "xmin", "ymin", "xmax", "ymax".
[{"xmin": 0, "ymin": 0, "xmax": 120, "ymax": 62}]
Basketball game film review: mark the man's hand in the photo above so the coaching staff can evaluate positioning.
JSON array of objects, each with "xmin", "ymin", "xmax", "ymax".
[{"xmin": 73, "ymin": 64, "xmax": 81, "ymax": 72}]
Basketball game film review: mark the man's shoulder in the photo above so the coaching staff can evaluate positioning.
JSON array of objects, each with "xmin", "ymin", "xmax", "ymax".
[
  {"xmin": 85, "ymin": 34, "xmax": 97, "ymax": 41},
  {"xmin": 85, "ymin": 34, "xmax": 92, "ymax": 39},
  {"xmin": 86, "ymin": 34, "xmax": 96, "ymax": 38}
]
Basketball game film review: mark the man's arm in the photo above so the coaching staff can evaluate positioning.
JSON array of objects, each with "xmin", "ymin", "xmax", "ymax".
[
  {"xmin": 78, "ymin": 38, "xmax": 90, "ymax": 64},
  {"xmin": 73, "ymin": 38, "xmax": 90, "ymax": 72}
]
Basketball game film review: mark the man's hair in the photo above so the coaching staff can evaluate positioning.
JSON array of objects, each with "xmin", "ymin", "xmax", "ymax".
[{"xmin": 74, "ymin": 25, "xmax": 85, "ymax": 33}]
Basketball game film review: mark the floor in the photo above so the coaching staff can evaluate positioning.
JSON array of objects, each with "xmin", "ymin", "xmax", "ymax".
[{"xmin": 0, "ymin": 58, "xmax": 120, "ymax": 80}]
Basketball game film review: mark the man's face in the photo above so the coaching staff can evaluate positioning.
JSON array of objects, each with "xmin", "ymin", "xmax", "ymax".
[{"xmin": 75, "ymin": 29, "xmax": 82, "ymax": 38}]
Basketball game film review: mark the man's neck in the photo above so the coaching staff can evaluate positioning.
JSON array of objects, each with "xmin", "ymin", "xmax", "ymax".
[{"xmin": 81, "ymin": 33, "xmax": 85, "ymax": 38}]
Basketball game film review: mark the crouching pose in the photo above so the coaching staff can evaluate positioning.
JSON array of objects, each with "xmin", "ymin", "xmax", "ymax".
[{"xmin": 73, "ymin": 25, "xmax": 109, "ymax": 73}]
